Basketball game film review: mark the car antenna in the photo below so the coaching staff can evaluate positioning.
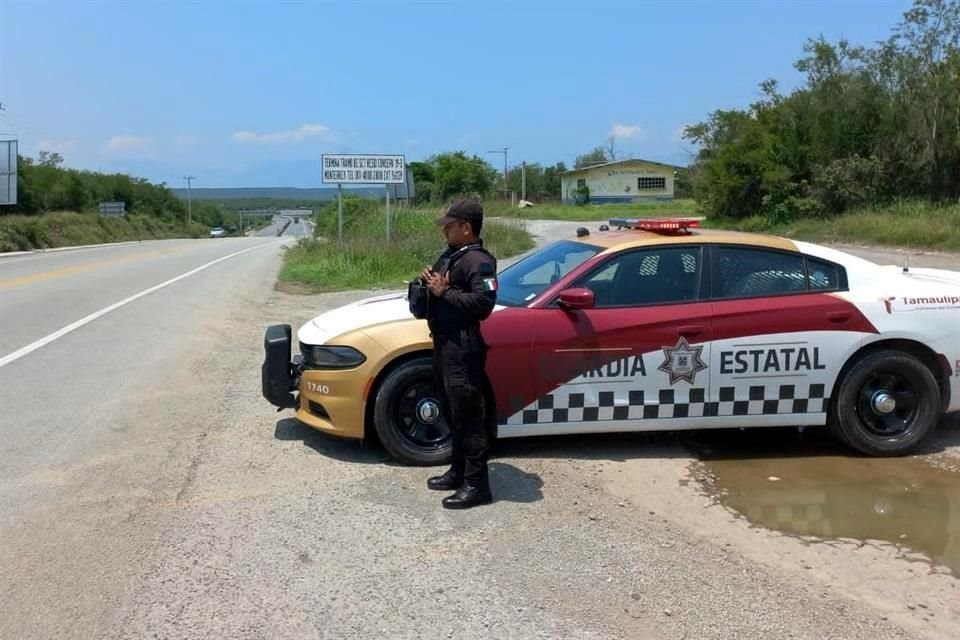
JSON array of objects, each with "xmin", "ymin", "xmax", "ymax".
[{"xmin": 902, "ymin": 256, "xmax": 910, "ymax": 273}]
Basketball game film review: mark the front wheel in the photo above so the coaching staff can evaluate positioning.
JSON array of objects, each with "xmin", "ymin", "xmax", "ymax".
[
  {"xmin": 372, "ymin": 358, "xmax": 453, "ymax": 465},
  {"xmin": 830, "ymin": 350, "xmax": 941, "ymax": 456}
]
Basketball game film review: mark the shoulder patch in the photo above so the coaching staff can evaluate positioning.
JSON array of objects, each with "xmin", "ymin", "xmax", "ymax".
[{"xmin": 479, "ymin": 262, "xmax": 495, "ymax": 276}]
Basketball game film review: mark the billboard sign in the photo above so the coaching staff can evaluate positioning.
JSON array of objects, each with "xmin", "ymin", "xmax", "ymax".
[
  {"xmin": 322, "ymin": 154, "xmax": 405, "ymax": 184},
  {"xmin": 98, "ymin": 201, "xmax": 126, "ymax": 217}
]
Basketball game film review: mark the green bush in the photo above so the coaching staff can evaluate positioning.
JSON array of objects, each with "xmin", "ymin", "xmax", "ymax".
[{"xmin": 573, "ymin": 184, "xmax": 590, "ymax": 206}]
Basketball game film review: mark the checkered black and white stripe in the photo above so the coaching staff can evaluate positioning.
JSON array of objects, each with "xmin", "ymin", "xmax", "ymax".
[{"xmin": 502, "ymin": 383, "xmax": 830, "ymax": 426}]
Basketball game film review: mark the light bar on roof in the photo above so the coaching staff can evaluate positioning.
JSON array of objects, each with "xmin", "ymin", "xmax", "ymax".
[{"xmin": 608, "ymin": 217, "xmax": 701, "ymax": 233}]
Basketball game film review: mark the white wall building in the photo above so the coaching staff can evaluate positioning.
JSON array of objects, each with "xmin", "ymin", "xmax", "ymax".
[{"xmin": 560, "ymin": 159, "xmax": 682, "ymax": 204}]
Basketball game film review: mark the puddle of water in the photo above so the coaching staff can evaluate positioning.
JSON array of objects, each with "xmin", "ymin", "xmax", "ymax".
[{"xmin": 696, "ymin": 430, "xmax": 960, "ymax": 576}]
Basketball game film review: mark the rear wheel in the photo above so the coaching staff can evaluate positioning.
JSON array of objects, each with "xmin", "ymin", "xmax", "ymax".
[
  {"xmin": 372, "ymin": 358, "xmax": 453, "ymax": 465},
  {"xmin": 831, "ymin": 350, "xmax": 941, "ymax": 456}
]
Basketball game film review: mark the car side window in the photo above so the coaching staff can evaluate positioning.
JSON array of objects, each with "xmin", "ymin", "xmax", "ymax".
[
  {"xmin": 806, "ymin": 257, "xmax": 842, "ymax": 291},
  {"xmin": 716, "ymin": 247, "xmax": 807, "ymax": 298},
  {"xmin": 577, "ymin": 246, "xmax": 701, "ymax": 307},
  {"xmin": 519, "ymin": 248, "xmax": 597, "ymax": 286}
]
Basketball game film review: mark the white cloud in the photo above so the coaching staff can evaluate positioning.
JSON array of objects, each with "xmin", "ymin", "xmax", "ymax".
[
  {"xmin": 231, "ymin": 123, "xmax": 335, "ymax": 144},
  {"xmin": 609, "ymin": 123, "xmax": 644, "ymax": 139},
  {"xmin": 105, "ymin": 135, "xmax": 152, "ymax": 153}
]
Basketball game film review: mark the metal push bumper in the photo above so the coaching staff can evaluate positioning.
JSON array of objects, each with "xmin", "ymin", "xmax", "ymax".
[{"xmin": 262, "ymin": 324, "xmax": 301, "ymax": 409}]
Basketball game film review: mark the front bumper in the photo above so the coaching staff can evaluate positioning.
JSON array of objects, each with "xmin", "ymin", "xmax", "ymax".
[
  {"xmin": 261, "ymin": 324, "xmax": 378, "ymax": 440},
  {"xmin": 262, "ymin": 324, "xmax": 300, "ymax": 409}
]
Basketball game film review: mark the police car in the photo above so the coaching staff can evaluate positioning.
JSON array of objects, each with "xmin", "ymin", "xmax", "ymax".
[{"xmin": 262, "ymin": 218, "xmax": 960, "ymax": 464}]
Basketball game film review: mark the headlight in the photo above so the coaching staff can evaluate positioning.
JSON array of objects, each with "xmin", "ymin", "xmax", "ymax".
[{"xmin": 299, "ymin": 343, "xmax": 366, "ymax": 369}]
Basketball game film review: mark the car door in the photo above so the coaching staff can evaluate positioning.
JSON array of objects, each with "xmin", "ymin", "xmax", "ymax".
[
  {"xmin": 501, "ymin": 244, "xmax": 713, "ymax": 435},
  {"xmin": 707, "ymin": 244, "xmax": 869, "ymax": 426}
]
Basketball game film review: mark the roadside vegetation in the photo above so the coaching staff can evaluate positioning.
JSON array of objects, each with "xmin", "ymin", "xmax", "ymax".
[
  {"xmin": 706, "ymin": 200, "xmax": 960, "ymax": 251},
  {"xmin": 0, "ymin": 212, "xmax": 212, "ymax": 253},
  {"xmin": 1, "ymin": 152, "xmax": 243, "ymax": 251},
  {"xmin": 484, "ymin": 199, "xmax": 698, "ymax": 222},
  {"xmin": 278, "ymin": 196, "xmax": 534, "ymax": 292}
]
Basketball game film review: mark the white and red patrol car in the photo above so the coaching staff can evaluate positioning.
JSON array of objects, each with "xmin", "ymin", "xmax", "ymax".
[{"xmin": 263, "ymin": 218, "xmax": 960, "ymax": 464}]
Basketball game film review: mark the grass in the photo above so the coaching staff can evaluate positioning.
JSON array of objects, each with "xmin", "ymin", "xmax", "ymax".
[
  {"xmin": 483, "ymin": 198, "xmax": 699, "ymax": 221},
  {"xmin": 278, "ymin": 204, "xmax": 536, "ymax": 292},
  {"xmin": 0, "ymin": 211, "xmax": 203, "ymax": 252},
  {"xmin": 703, "ymin": 200, "xmax": 960, "ymax": 251}
]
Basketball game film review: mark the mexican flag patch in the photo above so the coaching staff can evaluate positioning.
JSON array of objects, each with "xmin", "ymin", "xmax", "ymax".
[{"xmin": 482, "ymin": 277, "xmax": 498, "ymax": 291}]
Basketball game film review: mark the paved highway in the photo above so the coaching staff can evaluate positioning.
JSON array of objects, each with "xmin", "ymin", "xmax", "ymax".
[
  {"xmin": 0, "ymin": 236, "xmax": 290, "ymax": 638},
  {"xmin": 253, "ymin": 214, "xmax": 314, "ymax": 238}
]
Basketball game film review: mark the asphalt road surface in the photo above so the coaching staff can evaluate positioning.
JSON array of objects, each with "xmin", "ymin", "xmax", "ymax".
[
  {"xmin": 1, "ymin": 227, "xmax": 958, "ymax": 640},
  {"xmin": 253, "ymin": 215, "xmax": 313, "ymax": 238}
]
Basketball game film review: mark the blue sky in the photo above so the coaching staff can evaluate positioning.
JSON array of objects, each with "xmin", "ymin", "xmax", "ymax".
[{"xmin": 1, "ymin": 0, "xmax": 912, "ymax": 188}]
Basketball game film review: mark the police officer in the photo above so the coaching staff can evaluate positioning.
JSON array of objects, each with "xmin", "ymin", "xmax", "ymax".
[{"xmin": 420, "ymin": 199, "xmax": 498, "ymax": 509}]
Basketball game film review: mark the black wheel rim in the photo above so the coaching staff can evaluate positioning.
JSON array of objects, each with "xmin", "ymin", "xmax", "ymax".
[
  {"xmin": 395, "ymin": 379, "xmax": 450, "ymax": 450},
  {"xmin": 855, "ymin": 370, "xmax": 919, "ymax": 438}
]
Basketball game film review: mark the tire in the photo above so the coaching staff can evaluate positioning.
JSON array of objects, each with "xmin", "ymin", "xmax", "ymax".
[
  {"xmin": 830, "ymin": 350, "xmax": 941, "ymax": 456},
  {"xmin": 372, "ymin": 358, "xmax": 453, "ymax": 466}
]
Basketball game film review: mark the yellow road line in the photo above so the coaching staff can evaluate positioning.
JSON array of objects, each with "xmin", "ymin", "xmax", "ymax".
[{"xmin": 0, "ymin": 248, "xmax": 186, "ymax": 291}]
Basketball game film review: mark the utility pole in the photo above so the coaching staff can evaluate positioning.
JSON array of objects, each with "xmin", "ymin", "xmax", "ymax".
[
  {"xmin": 487, "ymin": 147, "xmax": 508, "ymax": 201},
  {"xmin": 182, "ymin": 175, "xmax": 196, "ymax": 226},
  {"xmin": 521, "ymin": 161, "xmax": 526, "ymax": 202}
]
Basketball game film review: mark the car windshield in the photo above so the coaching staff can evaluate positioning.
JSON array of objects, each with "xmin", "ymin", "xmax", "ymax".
[{"xmin": 496, "ymin": 240, "xmax": 602, "ymax": 307}]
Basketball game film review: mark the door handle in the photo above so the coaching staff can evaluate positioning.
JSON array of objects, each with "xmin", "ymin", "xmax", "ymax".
[
  {"xmin": 678, "ymin": 325, "xmax": 704, "ymax": 337},
  {"xmin": 826, "ymin": 311, "xmax": 850, "ymax": 323}
]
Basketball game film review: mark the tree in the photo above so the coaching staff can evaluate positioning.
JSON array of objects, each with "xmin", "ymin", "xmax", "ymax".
[
  {"xmin": 542, "ymin": 162, "xmax": 567, "ymax": 200},
  {"xmin": 428, "ymin": 151, "xmax": 499, "ymax": 201},
  {"xmin": 503, "ymin": 161, "xmax": 568, "ymax": 201},
  {"xmin": 684, "ymin": 0, "xmax": 960, "ymax": 219},
  {"xmin": 605, "ymin": 135, "xmax": 617, "ymax": 162},
  {"xmin": 4, "ymin": 152, "xmax": 190, "ymax": 219},
  {"xmin": 574, "ymin": 146, "xmax": 609, "ymax": 169},
  {"xmin": 37, "ymin": 151, "xmax": 64, "ymax": 168},
  {"xmin": 408, "ymin": 161, "xmax": 436, "ymax": 204}
]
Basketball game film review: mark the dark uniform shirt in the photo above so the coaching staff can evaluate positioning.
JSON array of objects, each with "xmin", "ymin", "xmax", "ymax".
[{"xmin": 427, "ymin": 241, "xmax": 498, "ymax": 337}]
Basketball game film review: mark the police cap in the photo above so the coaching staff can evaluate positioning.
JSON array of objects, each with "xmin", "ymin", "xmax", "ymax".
[{"xmin": 435, "ymin": 199, "xmax": 483, "ymax": 227}]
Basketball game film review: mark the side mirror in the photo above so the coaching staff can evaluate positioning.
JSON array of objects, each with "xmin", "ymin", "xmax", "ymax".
[{"xmin": 558, "ymin": 287, "xmax": 595, "ymax": 310}]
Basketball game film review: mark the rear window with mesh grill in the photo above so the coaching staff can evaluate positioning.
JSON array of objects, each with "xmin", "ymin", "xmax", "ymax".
[{"xmin": 717, "ymin": 248, "xmax": 807, "ymax": 298}]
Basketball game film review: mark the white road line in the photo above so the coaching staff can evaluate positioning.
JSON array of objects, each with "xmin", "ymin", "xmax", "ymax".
[{"xmin": 0, "ymin": 242, "xmax": 277, "ymax": 369}]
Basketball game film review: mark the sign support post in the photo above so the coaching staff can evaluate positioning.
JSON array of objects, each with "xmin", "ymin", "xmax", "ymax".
[
  {"xmin": 337, "ymin": 184, "xmax": 343, "ymax": 245},
  {"xmin": 385, "ymin": 186, "xmax": 391, "ymax": 242}
]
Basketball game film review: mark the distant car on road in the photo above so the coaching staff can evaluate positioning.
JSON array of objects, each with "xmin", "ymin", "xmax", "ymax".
[{"xmin": 209, "ymin": 227, "xmax": 227, "ymax": 238}]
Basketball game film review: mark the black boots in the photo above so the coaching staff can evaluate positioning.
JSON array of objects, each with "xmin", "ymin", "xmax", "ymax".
[
  {"xmin": 428, "ymin": 467, "xmax": 492, "ymax": 509},
  {"xmin": 427, "ymin": 467, "xmax": 462, "ymax": 491},
  {"xmin": 441, "ymin": 483, "xmax": 493, "ymax": 509}
]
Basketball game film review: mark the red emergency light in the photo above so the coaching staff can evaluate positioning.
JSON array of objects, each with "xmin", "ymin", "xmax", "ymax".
[{"xmin": 608, "ymin": 217, "xmax": 701, "ymax": 234}]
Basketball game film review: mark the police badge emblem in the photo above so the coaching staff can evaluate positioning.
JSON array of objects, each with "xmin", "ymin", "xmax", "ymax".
[{"xmin": 658, "ymin": 336, "xmax": 707, "ymax": 385}]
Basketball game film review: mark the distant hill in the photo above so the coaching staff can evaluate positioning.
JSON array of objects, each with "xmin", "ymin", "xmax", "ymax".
[{"xmin": 171, "ymin": 186, "xmax": 384, "ymax": 201}]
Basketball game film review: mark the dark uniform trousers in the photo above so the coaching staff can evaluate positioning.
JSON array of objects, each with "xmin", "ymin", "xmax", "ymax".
[{"xmin": 431, "ymin": 328, "xmax": 490, "ymax": 487}]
